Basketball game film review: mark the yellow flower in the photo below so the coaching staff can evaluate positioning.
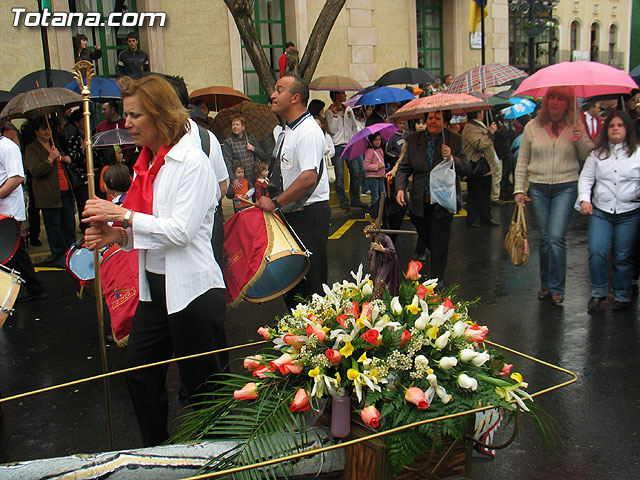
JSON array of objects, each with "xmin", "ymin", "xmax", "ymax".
[
  {"xmin": 511, "ymin": 372, "xmax": 523, "ymax": 383},
  {"xmin": 322, "ymin": 326, "xmax": 331, "ymax": 333},
  {"xmin": 427, "ymin": 368, "xmax": 433, "ymax": 375},
  {"xmin": 335, "ymin": 372, "xmax": 341, "ymax": 385},
  {"xmin": 425, "ymin": 285, "xmax": 435, "ymax": 295},
  {"xmin": 453, "ymin": 313, "xmax": 460, "ymax": 320},
  {"xmin": 357, "ymin": 352, "xmax": 368, "ymax": 363},
  {"xmin": 427, "ymin": 325, "xmax": 439, "ymax": 339},
  {"xmin": 340, "ymin": 341, "xmax": 354, "ymax": 358},
  {"xmin": 308, "ymin": 367, "xmax": 320, "ymax": 378},
  {"xmin": 356, "ymin": 318, "xmax": 366, "ymax": 329},
  {"xmin": 347, "ymin": 368, "xmax": 360, "ymax": 381},
  {"xmin": 369, "ymin": 369, "xmax": 379, "ymax": 378},
  {"xmin": 405, "ymin": 304, "xmax": 420, "ymax": 315}
]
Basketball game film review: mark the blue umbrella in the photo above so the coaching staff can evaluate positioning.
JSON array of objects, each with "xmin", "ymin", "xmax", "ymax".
[
  {"xmin": 501, "ymin": 98, "xmax": 536, "ymax": 119},
  {"xmin": 354, "ymin": 86, "xmax": 414, "ymax": 107},
  {"xmin": 64, "ymin": 77, "xmax": 122, "ymax": 101}
]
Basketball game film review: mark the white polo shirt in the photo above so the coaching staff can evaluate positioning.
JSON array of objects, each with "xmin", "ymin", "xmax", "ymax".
[
  {"xmin": 0, "ymin": 136, "xmax": 26, "ymax": 222},
  {"xmin": 278, "ymin": 112, "xmax": 329, "ymax": 206}
]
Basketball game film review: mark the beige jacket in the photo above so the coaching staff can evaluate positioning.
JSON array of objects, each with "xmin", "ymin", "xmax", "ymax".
[
  {"xmin": 461, "ymin": 120, "xmax": 499, "ymax": 177},
  {"xmin": 514, "ymin": 118, "xmax": 593, "ymax": 193}
]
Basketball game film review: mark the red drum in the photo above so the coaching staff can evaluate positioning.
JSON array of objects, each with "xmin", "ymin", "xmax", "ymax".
[
  {"xmin": 223, "ymin": 208, "xmax": 310, "ymax": 306},
  {"xmin": 0, "ymin": 215, "xmax": 20, "ymax": 265}
]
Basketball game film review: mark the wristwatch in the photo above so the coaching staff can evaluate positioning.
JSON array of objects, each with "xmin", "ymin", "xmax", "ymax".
[
  {"xmin": 271, "ymin": 196, "xmax": 281, "ymax": 210},
  {"xmin": 123, "ymin": 209, "xmax": 133, "ymax": 229}
]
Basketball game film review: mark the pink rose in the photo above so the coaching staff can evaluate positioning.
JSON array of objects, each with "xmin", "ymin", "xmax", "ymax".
[
  {"xmin": 499, "ymin": 363, "xmax": 513, "ymax": 376},
  {"xmin": 416, "ymin": 285, "xmax": 429, "ymax": 301},
  {"xmin": 360, "ymin": 302, "xmax": 372, "ymax": 321},
  {"xmin": 399, "ymin": 330, "xmax": 411, "ymax": 347},
  {"xmin": 336, "ymin": 314, "xmax": 349, "ymax": 328},
  {"xmin": 283, "ymin": 335, "xmax": 305, "ymax": 348},
  {"xmin": 252, "ymin": 365, "xmax": 269, "ymax": 378},
  {"xmin": 257, "ymin": 326, "xmax": 271, "ymax": 341},
  {"xmin": 464, "ymin": 323, "xmax": 489, "ymax": 343},
  {"xmin": 361, "ymin": 405, "xmax": 380, "ymax": 428},
  {"xmin": 405, "ymin": 261, "xmax": 422, "ymax": 281},
  {"xmin": 269, "ymin": 353, "xmax": 294, "ymax": 375},
  {"xmin": 281, "ymin": 362, "xmax": 304, "ymax": 375},
  {"xmin": 347, "ymin": 301, "xmax": 360, "ymax": 318},
  {"xmin": 361, "ymin": 329, "xmax": 381, "ymax": 347},
  {"xmin": 325, "ymin": 349, "xmax": 342, "ymax": 366},
  {"xmin": 233, "ymin": 382, "xmax": 259, "ymax": 400},
  {"xmin": 243, "ymin": 355, "xmax": 263, "ymax": 371},
  {"xmin": 290, "ymin": 388, "xmax": 310, "ymax": 412},
  {"xmin": 405, "ymin": 386, "xmax": 429, "ymax": 409},
  {"xmin": 442, "ymin": 297, "xmax": 455, "ymax": 312},
  {"xmin": 305, "ymin": 323, "xmax": 327, "ymax": 342}
]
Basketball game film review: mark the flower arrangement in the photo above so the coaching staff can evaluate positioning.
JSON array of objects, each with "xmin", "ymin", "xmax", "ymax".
[{"xmin": 174, "ymin": 262, "xmax": 533, "ymax": 475}]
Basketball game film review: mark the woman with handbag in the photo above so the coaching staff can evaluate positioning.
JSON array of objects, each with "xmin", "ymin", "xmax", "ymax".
[
  {"xmin": 514, "ymin": 87, "xmax": 593, "ymax": 304},
  {"xmin": 82, "ymin": 75, "xmax": 227, "ymax": 447},
  {"xmin": 462, "ymin": 110, "xmax": 500, "ymax": 228},
  {"xmin": 577, "ymin": 111, "xmax": 640, "ymax": 312},
  {"xmin": 24, "ymin": 117, "xmax": 76, "ymax": 267}
]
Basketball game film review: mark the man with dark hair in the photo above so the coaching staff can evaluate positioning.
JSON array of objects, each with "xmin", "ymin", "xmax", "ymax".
[
  {"xmin": 0, "ymin": 122, "xmax": 47, "ymax": 302},
  {"xmin": 256, "ymin": 75, "xmax": 330, "ymax": 309},
  {"xmin": 279, "ymin": 42, "xmax": 297, "ymax": 77},
  {"xmin": 580, "ymin": 101, "xmax": 602, "ymax": 142},
  {"xmin": 116, "ymin": 32, "xmax": 150, "ymax": 78},
  {"xmin": 96, "ymin": 101, "xmax": 125, "ymax": 133},
  {"xmin": 443, "ymin": 74, "xmax": 453, "ymax": 90}
]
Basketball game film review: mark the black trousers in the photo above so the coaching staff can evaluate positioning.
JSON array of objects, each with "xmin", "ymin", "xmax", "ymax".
[
  {"xmin": 411, "ymin": 203, "xmax": 453, "ymax": 284},
  {"xmin": 25, "ymin": 174, "xmax": 40, "ymax": 242},
  {"xmin": 466, "ymin": 175, "xmax": 493, "ymax": 225},
  {"xmin": 125, "ymin": 272, "xmax": 228, "ymax": 447},
  {"xmin": 282, "ymin": 201, "xmax": 331, "ymax": 310},
  {"xmin": 6, "ymin": 237, "xmax": 46, "ymax": 295},
  {"xmin": 211, "ymin": 206, "xmax": 224, "ymax": 269}
]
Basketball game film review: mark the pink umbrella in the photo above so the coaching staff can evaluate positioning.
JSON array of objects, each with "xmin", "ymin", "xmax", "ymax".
[
  {"xmin": 341, "ymin": 123, "xmax": 398, "ymax": 160},
  {"xmin": 513, "ymin": 61, "xmax": 638, "ymax": 98}
]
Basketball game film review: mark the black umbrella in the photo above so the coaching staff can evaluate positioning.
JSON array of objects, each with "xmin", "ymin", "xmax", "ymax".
[
  {"xmin": 0, "ymin": 90, "xmax": 16, "ymax": 109},
  {"xmin": 375, "ymin": 67, "xmax": 437, "ymax": 86},
  {"xmin": 630, "ymin": 64, "xmax": 640, "ymax": 84},
  {"xmin": 10, "ymin": 69, "xmax": 76, "ymax": 94}
]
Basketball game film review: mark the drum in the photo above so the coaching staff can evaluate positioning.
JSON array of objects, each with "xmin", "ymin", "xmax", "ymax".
[
  {"xmin": 245, "ymin": 212, "xmax": 310, "ymax": 302},
  {"xmin": 0, "ymin": 215, "xmax": 20, "ymax": 265},
  {"xmin": 0, "ymin": 264, "xmax": 23, "ymax": 329},
  {"xmin": 223, "ymin": 208, "xmax": 310, "ymax": 305},
  {"xmin": 65, "ymin": 243, "xmax": 98, "ymax": 282}
]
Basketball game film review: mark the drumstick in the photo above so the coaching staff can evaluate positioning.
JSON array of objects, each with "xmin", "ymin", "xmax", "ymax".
[{"xmin": 237, "ymin": 196, "xmax": 256, "ymax": 206}]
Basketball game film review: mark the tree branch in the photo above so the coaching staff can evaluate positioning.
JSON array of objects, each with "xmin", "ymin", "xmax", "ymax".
[{"xmin": 298, "ymin": 0, "xmax": 347, "ymax": 82}]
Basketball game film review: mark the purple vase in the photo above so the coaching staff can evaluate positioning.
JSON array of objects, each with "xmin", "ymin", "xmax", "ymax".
[{"xmin": 331, "ymin": 395, "xmax": 351, "ymax": 438}]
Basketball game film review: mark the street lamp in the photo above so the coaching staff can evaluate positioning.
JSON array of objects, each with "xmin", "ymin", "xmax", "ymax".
[{"xmin": 508, "ymin": 0, "xmax": 559, "ymax": 74}]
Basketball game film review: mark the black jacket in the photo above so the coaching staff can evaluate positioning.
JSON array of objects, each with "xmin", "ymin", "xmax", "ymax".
[
  {"xmin": 395, "ymin": 129, "xmax": 470, "ymax": 218},
  {"xmin": 117, "ymin": 48, "xmax": 150, "ymax": 78}
]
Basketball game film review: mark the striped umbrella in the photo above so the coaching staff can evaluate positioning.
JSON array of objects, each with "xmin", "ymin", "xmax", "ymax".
[
  {"xmin": 447, "ymin": 64, "xmax": 528, "ymax": 94},
  {"xmin": 389, "ymin": 93, "xmax": 491, "ymax": 121},
  {"xmin": 0, "ymin": 87, "xmax": 82, "ymax": 121}
]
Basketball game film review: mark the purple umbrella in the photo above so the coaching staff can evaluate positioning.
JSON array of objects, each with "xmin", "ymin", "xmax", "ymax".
[{"xmin": 341, "ymin": 123, "xmax": 398, "ymax": 160}]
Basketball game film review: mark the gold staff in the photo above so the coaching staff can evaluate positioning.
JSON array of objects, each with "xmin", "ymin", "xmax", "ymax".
[{"xmin": 72, "ymin": 60, "xmax": 115, "ymax": 450}]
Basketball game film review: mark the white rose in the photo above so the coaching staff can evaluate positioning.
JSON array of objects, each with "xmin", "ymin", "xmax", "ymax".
[
  {"xmin": 426, "ymin": 373, "xmax": 438, "ymax": 387},
  {"xmin": 414, "ymin": 312, "xmax": 429, "ymax": 330},
  {"xmin": 429, "ymin": 305, "xmax": 446, "ymax": 326},
  {"xmin": 415, "ymin": 355, "xmax": 429, "ymax": 369},
  {"xmin": 452, "ymin": 320, "xmax": 467, "ymax": 338},
  {"xmin": 471, "ymin": 351, "xmax": 491, "ymax": 367},
  {"xmin": 390, "ymin": 297, "xmax": 403, "ymax": 316},
  {"xmin": 434, "ymin": 331, "xmax": 451, "ymax": 350},
  {"xmin": 457, "ymin": 373, "xmax": 478, "ymax": 390},
  {"xmin": 361, "ymin": 281, "xmax": 373, "ymax": 297},
  {"xmin": 460, "ymin": 348, "xmax": 478, "ymax": 363},
  {"xmin": 439, "ymin": 356, "xmax": 458, "ymax": 370}
]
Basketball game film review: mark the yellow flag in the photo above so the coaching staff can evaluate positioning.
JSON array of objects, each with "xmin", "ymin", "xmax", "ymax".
[{"xmin": 469, "ymin": 0, "xmax": 488, "ymax": 33}]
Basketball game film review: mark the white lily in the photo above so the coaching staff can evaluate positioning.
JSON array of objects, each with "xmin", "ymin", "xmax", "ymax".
[
  {"xmin": 421, "ymin": 278, "xmax": 439, "ymax": 288},
  {"xmin": 471, "ymin": 351, "xmax": 491, "ymax": 367},
  {"xmin": 311, "ymin": 374, "xmax": 340, "ymax": 398},
  {"xmin": 457, "ymin": 373, "xmax": 478, "ymax": 391},
  {"xmin": 434, "ymin": 331, "xmax": 451, "ymax": 350},
  {"xmin": 428, "ymin": 305, "xmax": 448, "ymax": 327},
  {"xmin": 452, "ymin": 320, "xmax": 467, "ymax": 338},
  {"xmin": 460, "ymin": 348, "xmax": 478, "ymax": 363},
  {"xmin": 425, "ymin": 373, "xmax": 452, "ymax": 404},
  {"xmin": 390, "ymin": 297, "xmax": 403, "ymax": 316},
  {"xmin": 414, "ymin": 311, "xmax": 430, "ymax": 330},
  {"xmin": 361, "ymin": 280, "xmax": 373, "ymax": 297},
  {"xmin": 414, "ymin": 355, "xmax": 429, "ymax": 369},
  {"xmin": 439, "ymin": 356, "xmax": 458, "ymax": 370}
]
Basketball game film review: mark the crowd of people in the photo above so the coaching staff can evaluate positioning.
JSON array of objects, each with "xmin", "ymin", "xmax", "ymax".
[{"xmin": 1, "ymin": 65, "xmax": 639, "ymax": 447}]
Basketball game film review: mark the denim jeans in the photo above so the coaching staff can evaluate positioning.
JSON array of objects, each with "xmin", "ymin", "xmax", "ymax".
[
  {"xmin": 528, "ymin": 181, "xmax": 577, "ymax": 295},
  {"xmin": 366, "ymin": 177, "xmax": 385, "ymax": 206},
  {"xmin": 41, "ymin": 190, "xmax": 77, "ymax": 266},
  {"xmin": 588, "ymin": 207, "xmax": 640, "ymax": 302},
  {"xmin": 331, "ymin": 145, "xmax": 361, "ymax": 205}
]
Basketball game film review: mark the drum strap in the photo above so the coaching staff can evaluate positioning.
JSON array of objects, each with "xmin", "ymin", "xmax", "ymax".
[
  {"xmin": 196, "ymin": 124, "xmax": 210, "ymax": 157},
  {"xmin": 269, "ymin": 129, "xmax": 325, "ymax": 213}
]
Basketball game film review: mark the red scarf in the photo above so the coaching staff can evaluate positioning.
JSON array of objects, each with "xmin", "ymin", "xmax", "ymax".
[{"xmin": 122, "ymin": 144, "xmax": 172, "ymax": 214}]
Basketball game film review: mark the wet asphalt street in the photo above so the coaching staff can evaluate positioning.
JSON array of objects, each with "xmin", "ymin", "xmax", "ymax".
[{"xmin": 0, "ymin": 201, "xmax": 638, "ymax": 479}]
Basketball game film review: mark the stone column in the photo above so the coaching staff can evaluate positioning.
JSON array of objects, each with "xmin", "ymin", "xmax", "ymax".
[{"xmin": 346, "ymin": 0, "xmax": 377, "ymax": 86}]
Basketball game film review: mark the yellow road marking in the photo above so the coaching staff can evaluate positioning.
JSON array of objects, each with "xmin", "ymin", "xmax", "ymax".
[{"xmin": 34, "ymin": 267, "xmax": 64, "ymax": 272}]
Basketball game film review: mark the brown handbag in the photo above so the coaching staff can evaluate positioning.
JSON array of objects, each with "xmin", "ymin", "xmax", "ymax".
[{"xmin": 504, "ymin": 204, "xmax": 530, "ymax": 266}]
